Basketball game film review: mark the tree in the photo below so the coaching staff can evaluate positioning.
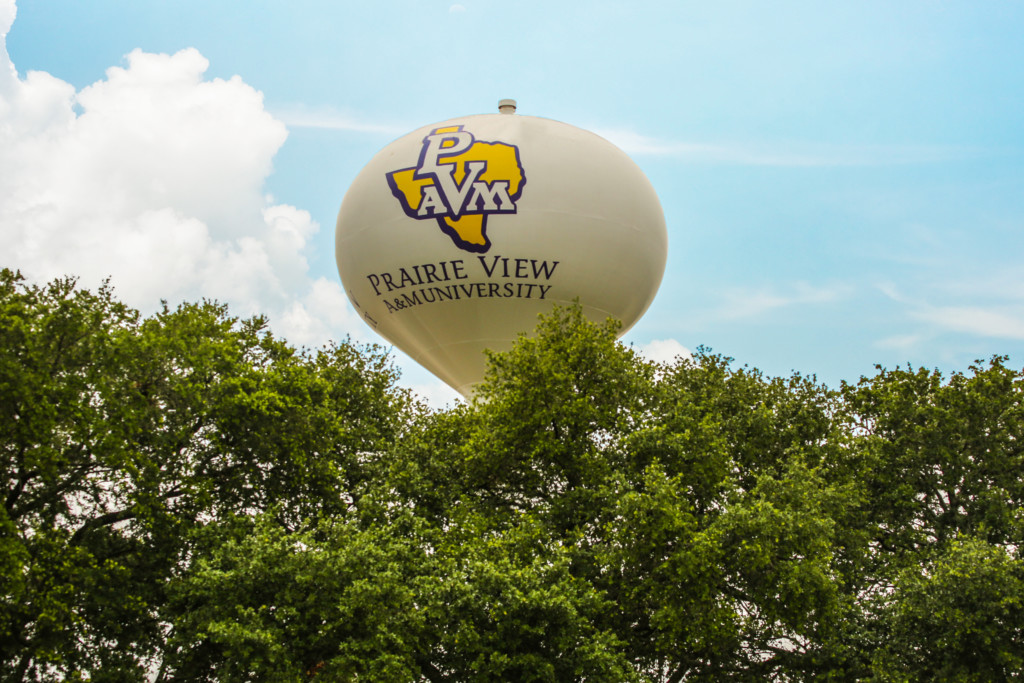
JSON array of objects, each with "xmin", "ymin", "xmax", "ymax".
[
  {"xmin": 832, "ymin": 357, "xmax": 1024, "ymax": 680},
  {"xmin": 872, "ymin": 537, "xmax": 1024, "ymax": 681},
  {"xmin": 0, "ymin": 269, "xmax": 410, "ymax": 681},
  {"xmin": 840, "ymin": 357, "xmax": 1024, "ymax": 557},
  {"xmin": 3, "ymin": 270, "xmax": 1024, "ymax": 681},
  {"xmin": 372, "ymin": 308, "xmax": 853, "ymax": 681}
]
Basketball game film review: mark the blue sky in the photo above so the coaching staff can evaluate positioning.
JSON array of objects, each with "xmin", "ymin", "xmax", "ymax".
[{"xmin": 3, "ymin": 0, "xmax": 1023, "ymax": 405}]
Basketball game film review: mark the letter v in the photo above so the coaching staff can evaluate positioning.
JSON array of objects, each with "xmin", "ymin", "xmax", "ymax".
[
  {"xmin": 435, "ymin": 160, "xmax": 486, "ymax": 218},
  {"xmin": 477, "ymin": 255, "xmax": 501, "ymax": 276}
]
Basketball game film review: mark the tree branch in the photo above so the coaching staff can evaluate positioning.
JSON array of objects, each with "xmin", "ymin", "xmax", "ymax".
[{"xmin": 69, "ymin": 507, "xmax": 138, "ymax": 545}]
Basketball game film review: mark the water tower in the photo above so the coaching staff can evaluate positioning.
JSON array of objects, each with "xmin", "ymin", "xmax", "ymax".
[{"xmin": 336, "ymin": 100, "xmax": 667, "ymax": 397}]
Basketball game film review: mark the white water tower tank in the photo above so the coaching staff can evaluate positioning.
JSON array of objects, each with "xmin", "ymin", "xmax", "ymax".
[{"xmin": 336, "ymin": 100, "xmax": 667, "ymax": 397}]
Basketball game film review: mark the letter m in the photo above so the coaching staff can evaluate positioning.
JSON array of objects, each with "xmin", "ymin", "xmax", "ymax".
[{"xmin": 467, "ymin": 180, "xmax": 515, "ymax": 212}]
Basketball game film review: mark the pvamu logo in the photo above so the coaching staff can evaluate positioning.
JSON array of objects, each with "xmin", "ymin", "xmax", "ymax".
[{"xmin": 387, "ymin": 126, "xmax": 526, "ymax": 253}]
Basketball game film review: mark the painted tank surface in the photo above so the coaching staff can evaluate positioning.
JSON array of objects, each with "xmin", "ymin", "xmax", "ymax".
[{"xmin": 335, "ymin": 100, "xmax": 667, "ymax": 397}]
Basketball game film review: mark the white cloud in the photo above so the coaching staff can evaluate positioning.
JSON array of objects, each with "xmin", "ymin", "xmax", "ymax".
[
  {"xmin": 0, "ymin": 0, "xmax": 13, "ymax": 64},
  {"xmin": 874, "ymin": 333, "xmax": 927, "ymax": 350},
  {"xmin": 409, "ymin": 380, "xmax": 463, "ymax": 409},
  {"xmin": 915, "ymin": 306, "xmax": 1024, "ymax": 341},
  {"xmin": 0, "ymin": 15, "xmax": 368, "ymax": 355},
  {"xmin": 933, "ymin": 266, "xmax": 1024, "ymax": 303},
  {"xmin": 716, "ymin": 282, "xmax": 850, "ymax": 320},
  {"xmin": 636, "ymin": 338, "xmax": 692, "ymax": 365},
  {"xmin": 270, "ymin": 104, "xmax": 407, "ymax": 135},
  {"xmin": 875, "ymin": 281, "xmax": 910, "ymax": 304},
  {"xmin": 592, "ymin": 127, "xmax": 980, "ymax": 167},
  {"xmin": 877, "ymin": 271, "xmax": 1024, "ymax": 342},
  {"xmin": 278, "ymin": 275, "xmax": 364, "ymax": 350}
]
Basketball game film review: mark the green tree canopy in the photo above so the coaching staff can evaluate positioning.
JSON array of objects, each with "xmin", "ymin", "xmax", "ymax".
[{"xmin": 2, "ymin": 268, "xmax": 1022, "ymax": 681}]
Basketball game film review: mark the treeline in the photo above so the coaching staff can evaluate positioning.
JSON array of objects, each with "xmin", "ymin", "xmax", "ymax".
[{"xmin": 2, "ymin": 268, "xmax": 1022, "ymax": 681}]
